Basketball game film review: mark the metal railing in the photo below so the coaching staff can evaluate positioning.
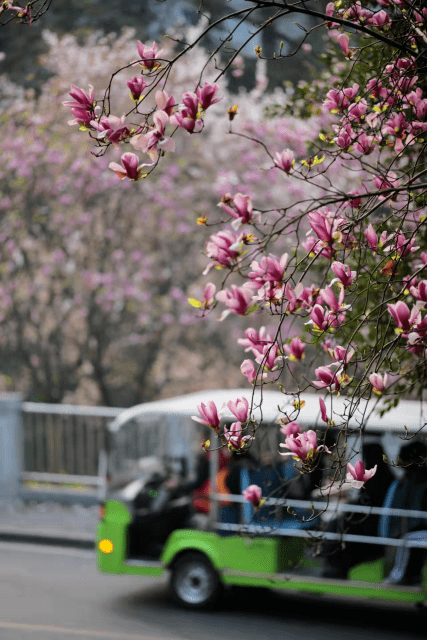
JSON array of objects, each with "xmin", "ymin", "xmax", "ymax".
[{"xmin": 21, "ymin": 402, "xmax": 122, "ymax": 478}]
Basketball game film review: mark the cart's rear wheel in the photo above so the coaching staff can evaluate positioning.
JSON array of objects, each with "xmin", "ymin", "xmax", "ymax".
[{"xmin": 170, "ymin": 552, "xmax": 222, "ymax": 609}]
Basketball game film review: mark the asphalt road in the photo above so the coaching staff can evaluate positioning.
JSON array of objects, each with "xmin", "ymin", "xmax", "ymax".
[{"xmin": 0, "ymin": 542, "xmax": 425, "ymax": 640}]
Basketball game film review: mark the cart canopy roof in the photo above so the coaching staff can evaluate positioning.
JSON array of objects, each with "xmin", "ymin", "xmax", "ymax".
[{"xmin": 109, "ymin": 389, "xmax": 423, "ymax": 435}]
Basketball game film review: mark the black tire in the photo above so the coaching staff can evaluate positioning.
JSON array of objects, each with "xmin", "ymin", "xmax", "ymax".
[{"xmin": 170, "ymin": 552, "xmax": 222, "ymax": 609}]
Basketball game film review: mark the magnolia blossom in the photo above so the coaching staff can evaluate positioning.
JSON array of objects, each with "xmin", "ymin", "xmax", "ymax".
[
  {"xmin": 337, "ymin": 33, "xmax": 353, "ymax": 58},
  {"xmin": 196, "ymin": 81, "xmax": 222, "ymax": 111},
  {"xmin": 130, "ymin": 110, "xmax": 175, "ymax": 160},
  {"xmin": 279, "ymin": 430, "xmax": 331, "ymax": 463},
  {"xmin": 170, "ymin": 91, "xmax": 203, "ymax": 133},
  {"xmin": 365, "ymin": 224, "xmax": 379, "ymax": 251},
  {"xmin": 227, "ymin": 397, "xmax": 249, "ymax": 423},
  {"xmin": 254, "ymin": 341, "xmax": 282, "ymax": 371},
  {"xmin": 127, "ymin": 76, "xmax": 148, "ymax": 101},
  {"xmin": 242, "ymin": 484, "xmax": 263, "ymax": 508},
  {"xmin": 279, "ymin": 421, "xmax": 302, "ymax": 437},
  {"xmin": 216, "ymin": 283, "xmax": 255, "ymax": 320},
  {"xmin": 369, "ymin": 372, "xmax": 388, "ymax": 395},
  {"xmin": 274, "ymin": 149, "xmax": 294, "ymax": 173},
  {"xmin": 312, "ymin": 366, "xmax": 341, "ymax": 392},
  {"xmin": 224, "ymin": 421, "xmax": 253, "ymax": 452},
  {"xmin": 319, "ymin": 398, "xmax": 329, "ymax": 424},
  {"xmin": 203, "ymin": 229, "xmax": 241, "ymax": 274},
  {"xmin": 192, "ymin": 401, "xmax": 222, "ymax": 433},
  {"xmin": 248, "ymin": 253, "xmax": 288, "ymax": 289},
  {"xmin": 155, "ymin": 90, "xmax": 175, "ymax": 115},
  {"xmin": 218, "ymin": 193, "xmax": 254, "ymax": 227},
  {"xmin": 327, "ymin": 345, "xmax": 355, "ymax": 365},
  {"xmin": 240, "ymin": 359, "xmax": 257, "ymax": 384},
  {"xmin": 136, "ymin": 40, "xmax": 163, "ymax": 70},
  {"xmin": 284, "ymin": 337, "xmax": 305, "ymax": 361},
  {"xmin": 346, "ymin": 460, "xmax": 377, "ymax": 489},
  {"xmin": 331, "ymin": 261, "xmax": 356, "ymax": 288},
  {"xmin": 90, "ymin": 114, "xmax": 130, "ymax": 147},
  {"xmin": 237, "ymin": 326, "xmax": 273, "ymax": 353},
  {"xmin": 108, "ymin": 152, "xmax": 146, "ymax": 181},
  {"xmin": 388, "ymin": 301, "xmax": 421, "ymax": 333}
]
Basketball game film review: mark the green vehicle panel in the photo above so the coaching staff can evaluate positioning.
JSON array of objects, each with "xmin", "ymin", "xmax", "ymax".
[{"xmin": 97, "ymin": 499, "xmax": 427, "ymax": 605}]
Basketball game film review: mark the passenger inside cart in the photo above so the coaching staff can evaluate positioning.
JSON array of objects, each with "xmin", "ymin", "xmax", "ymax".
[{"xmin": 321, "ymin": 441, "xmax": 395, "ymax": 579}]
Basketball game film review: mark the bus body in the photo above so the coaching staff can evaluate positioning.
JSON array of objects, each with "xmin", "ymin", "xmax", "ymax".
[{"xmin": 96, "ymin": 389, "xmax": 427, "ymax": 608}]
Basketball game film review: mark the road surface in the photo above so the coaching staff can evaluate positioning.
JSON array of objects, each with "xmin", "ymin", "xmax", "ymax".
[{"xmin": 0, "ymin": 542, "xmax": 425, "ymax": 639}]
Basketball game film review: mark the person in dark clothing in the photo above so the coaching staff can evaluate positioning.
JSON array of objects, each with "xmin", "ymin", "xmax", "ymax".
[
  {"xmin": 382, "ymin": 440, "xmax": 427, "ymax": 585},
  {"xmin": 322, "ymin": 441, "xmax": 395, "ymax": 579}
]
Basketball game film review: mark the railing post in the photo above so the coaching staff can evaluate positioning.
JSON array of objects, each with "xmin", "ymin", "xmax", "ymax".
[{"xmin": 0, "ymin": 393, "xmax": 22, "ymax": 501}]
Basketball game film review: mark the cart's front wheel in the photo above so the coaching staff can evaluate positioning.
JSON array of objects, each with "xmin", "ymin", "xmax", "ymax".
[{"xmin": 170, "ymin": 552, "xmax": 222, "ymax": 609}]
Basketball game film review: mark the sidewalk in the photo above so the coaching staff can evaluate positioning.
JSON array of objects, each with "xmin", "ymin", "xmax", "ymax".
[{"xmin": 0, "ymin": 497, "xmax": 98, "ymax": 549}]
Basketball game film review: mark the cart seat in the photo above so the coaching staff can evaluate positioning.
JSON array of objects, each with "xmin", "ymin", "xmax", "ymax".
[
  {"xmin": 240, "ymin": 467, "xmax": 312, "ymax": 532},
  {"xmin": 378, "ymin": 478, "xmax": 427, "ymax": 538}
]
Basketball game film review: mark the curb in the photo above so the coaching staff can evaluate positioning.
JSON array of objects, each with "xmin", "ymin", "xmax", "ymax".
[{"xmin": 0, "ymin": 528, "xmax": 95, "ymax": 550}]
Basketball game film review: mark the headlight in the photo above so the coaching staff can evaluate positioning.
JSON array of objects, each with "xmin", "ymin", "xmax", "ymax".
[{"xmin": 98, "ymin": 539, "xmax": 114, "ymax": 554}]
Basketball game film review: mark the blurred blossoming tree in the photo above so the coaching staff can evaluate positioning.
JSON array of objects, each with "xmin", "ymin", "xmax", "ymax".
[
  {"xmin": 62, "ymin": 0, "xmax": 427, "ymax": 495},
  {"xmin": 0, "ymin": 27, "xmax": 326, "ymax": 405}
]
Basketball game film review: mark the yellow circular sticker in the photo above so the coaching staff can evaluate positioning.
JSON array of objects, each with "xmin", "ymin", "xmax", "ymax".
[{"xmin": 98, "ymin": 538, "xmax": 114, "ymax": 554}]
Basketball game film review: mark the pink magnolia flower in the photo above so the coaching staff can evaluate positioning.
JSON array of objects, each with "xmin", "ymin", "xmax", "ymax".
[
  {"xmin": 218, "ymin": 193, "xmax": 254, "ymax": 225},
  {"xmin": 63, "ymin": 84, "xmax": 95, "ymax": 111},
  {"xmin": 331, "ymin": 261, "xmax": 356, "ymax": 288},
  {"xmin": 136, "ymin": 40, "xmax": 163, "ymax": 70},
  {"xmin": 279, "ymin": 430, "xmax": 331, "ymax": 462},
  {"xmin": 237, "ymin": 326, "xmax": 273, "ymax": 353},
  {"xmin": 67, "ymin": 106, "xmax": 93, "ymax": 127},
  {"xmin": 368, "ymin": 10, "xmax": 391, "ymax": 27},
  {"xmin": 312, "ymin": 366, "xmax": 340, "ymax": 391},
  {"xmin": 201, "ymin": 283, "xmax": 216, "ymax": 309},
  {"xmin": 284, "ymin": 337, "xmax": 305, "ymax": 361},
  {"xmin": 346, "ymin": 460, "xmax": 377, "ymax": 489},
  {"xmin": 328, "ymin": 345, "xmax": 355, "ymax": 364},
  {"xmin": 319, "ymin": 398, "xmax": 329, "ymax": 424},
  {"xmin": 366, "ymin": 78, "xmax": 388, "ymax": 100},
  {"xmin": 382, "ymin": 112, "xmax": 410, "ymax": 154},
  {"xmin": 274, "ymin": 149, "xmax": 295, "ymax": 173},
  {"xmin": 227, "ymin": 397, "xmax": 249, "ymax": 423},
  {"xmin": 280, "ymin": 421, "xmax": 302, "ymax": 437},
  {"xmin": 127, "ymin": 76, "xmax": 148, "ymax": 101},
  {"xmin": 410, "ymin": 280, "xmax": 427, "ymax": 305},
  {"xmin": 90, "ymin": 114, "xmax": 130, "ymax": 147},
  {"xmin": 254, "ymin": 341, "xmax": 281, "ymax": 371},
  {"xmin": 108, "ymin": 152, "xmax": 145, "ymax": 181},
  {"xmin": 196, "ymin": 81, "xmax": 222, "ymax": 111},
  {"xmin": 248, "ymin": 253, "xmax": 288, "ymax": 288},
  {"xmin": 191, "ymin": 401, "xmax": 222, "ymax": 433},
  {"xmin": 242, "ymin": 484, "xmax": 263, "ymax": 508},
  {"xmin": 216, "ymin": 284, "xmax": 255, "ymax": 320},
  {"xmin": 155, "ymin": 90, "xmax": 175, "ymax": 115},
  {"xmin": 353, "ymin": 133, "xmax": 377, "ymax": 155},
  {"xmin": 347, "ymin": 99, "xmax": 368, "ymax": 123},
  {"xmin": 306, "ymin": 304, "xmax": 331, "ymax": 332},
  {"xmin": 204, "ymin": 230, "xmax": 241, "ymax": 274},
  {"xmin": 387, "ymin": 301, "xmax": 421, "ymax": 333},
  {"xmin": 333, "ymin": 123, "xmax": 354, "ymax": 149},
  {"xmin": 369, "ymin": 372, "xmax": 388, "ymax": 395},
  {"xmin": 224, "ymin": 421, "xmax": 253, "ymax": 452},
  {"xmin": 321, "ymin": 285, "xmax": 348, "ymax": 315},
  {"xmin": 365, "ymin": 224, "xmax": 378, "ymax": 251},
  {"xmin": 392, "ymin": 232, "xmax": 419, "ymax": 257},
  {"xmin": 337, "ymin": 33, "xmax": 353, "ymax": 58},
  {"xmin": 130, "ymin": 110, "xmax": 175, "ymax": 160},
  {"xmin": 240, "ymin": 359, "xmax": 257, "ymax": 384},
  {"xmin": 307, "ymin": 208, "xmax": 345, "ymax": 246},
  {"xmin": 344, "ymin": 1, "xmax": 373, "ymax": 23},
  {"xmin": 170, "ymin": 92, "xmax": 202, "ymax": 132}
]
